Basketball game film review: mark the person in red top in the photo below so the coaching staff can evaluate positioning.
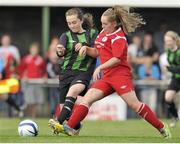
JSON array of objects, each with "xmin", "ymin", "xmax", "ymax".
[
  {"xmin": 20, "ymin": 42, "xmax": 46, "ymax": 117},
  {"xmin": 20, "ymin": 43, "xmax": 46, "ymax": 79},
  {"xmin": 49, "ymin": 6, "xmax": 171, "ymax": 138}
]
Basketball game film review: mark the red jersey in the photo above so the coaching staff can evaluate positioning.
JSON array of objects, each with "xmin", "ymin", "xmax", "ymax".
[
  {"xmin": 94, "ymin": 27, "xmax": 131, "ymax": 76},
  {"xmin": 20, "ymin": 55, "xmax": 46, "ymax": 78}
]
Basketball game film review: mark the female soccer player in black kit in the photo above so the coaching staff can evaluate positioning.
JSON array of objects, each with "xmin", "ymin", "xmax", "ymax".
[
  {"xmin": 48, "ymin": 8, "xmax": 98, "ymax": 132},
  {"xmin": 164, "ymin": 31, "xmax": 180, "ymax": 128}
]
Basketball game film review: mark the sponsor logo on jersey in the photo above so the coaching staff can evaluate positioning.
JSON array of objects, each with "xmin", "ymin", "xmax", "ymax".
[
  {"xmin": 120, "ymin": 85, "xmax": 127, "ymax": 89},
  {"xmin": 102, "ymin": 36, "xmax": 108, "ymax": 42}
]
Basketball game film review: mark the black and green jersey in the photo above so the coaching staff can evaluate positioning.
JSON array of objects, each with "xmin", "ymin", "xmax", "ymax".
[
  {"xmin": 166, "ymin": 47, "xmax": 180, "ymax": 78},
  {"xmin": 59, "ymin": 28, "xmax": 98, "ymax": 72}
]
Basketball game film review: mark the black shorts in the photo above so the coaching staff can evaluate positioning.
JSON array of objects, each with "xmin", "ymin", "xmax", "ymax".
[
  {"xmin": 167, "ymin": 77, "xmax": 180, "ymax": 92},
  {"xmin": 59, "ymin": 70, "xmax": 92, "ymax": 103}
]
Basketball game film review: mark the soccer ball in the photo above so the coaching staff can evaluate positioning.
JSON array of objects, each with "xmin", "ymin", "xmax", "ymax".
[{"xmin": 18, "ymin": 119, "xmax": 38, "ymax": 137}]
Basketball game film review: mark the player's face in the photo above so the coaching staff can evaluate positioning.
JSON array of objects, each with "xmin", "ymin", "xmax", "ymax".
[
  {"xmin": 164, "ymin": 35, "xmax": 176, "ymax": 50},
  {"xmin": 101, "ymin": 15, "xmax": 117, "ymax": 34},
  {"xmin": 66, "ymin": 14, "xmax": 83, "ymax": 33},
  {"xmin": 30, "ymin": 45, "xmax": 39, "ymax": 56},
  {"xmin": 1, "ymin": 35, "xmax": 10, "ymax": 47}
]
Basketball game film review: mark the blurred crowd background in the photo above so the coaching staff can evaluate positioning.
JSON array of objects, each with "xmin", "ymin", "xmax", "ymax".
[{"xmin": 0, "ymin": 6, "xmax": 180, "ymax": 119}]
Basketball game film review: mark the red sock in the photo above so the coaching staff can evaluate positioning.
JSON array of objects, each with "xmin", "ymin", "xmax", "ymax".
[
  {"xmin": 138, "ymin": 103, "xmax": 164, "ymax": 130},
  {"xmin": 54, "ymin": 104, "xmax": 61, "ymax": 119},
  {"xmin": 67, "ymin": 104, "xmax": 89, "ymax": 128}
]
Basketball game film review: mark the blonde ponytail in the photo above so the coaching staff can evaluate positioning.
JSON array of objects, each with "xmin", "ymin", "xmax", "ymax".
[{"xmin": 103, "ymin": 5, "xmax": 145, "ymax": 35}]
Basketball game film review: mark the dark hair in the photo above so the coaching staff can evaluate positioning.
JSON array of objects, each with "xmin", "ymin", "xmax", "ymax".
[
  {"xmin": 65, "ymin": 8, "xmax": 94, "ymax": 29},
  {"xmin": 65, "ymin": 8, "xmax": 84, "ymax": 20},
  {"xmin": 83, "ymin": 13, "xmax": 94, "ymax": 29}
]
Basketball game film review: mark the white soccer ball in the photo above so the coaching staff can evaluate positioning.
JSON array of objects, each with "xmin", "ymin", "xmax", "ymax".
[{"xmin": 18, "ymin": 119, "xmax": 38, "ymax": 137}]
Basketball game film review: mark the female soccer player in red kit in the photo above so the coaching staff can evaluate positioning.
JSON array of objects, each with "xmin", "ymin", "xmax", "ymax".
[{"xmin": 49, "ymin": 6, "xmax": 171, "ymax": 138}]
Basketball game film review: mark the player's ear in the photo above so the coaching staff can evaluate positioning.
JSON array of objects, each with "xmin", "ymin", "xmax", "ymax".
[{"xmin": 112, "ymin": 21, "xmax": 118, "ymax": 28}]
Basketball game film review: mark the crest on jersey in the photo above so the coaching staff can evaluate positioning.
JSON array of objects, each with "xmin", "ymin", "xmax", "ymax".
[{"xmin": 102, "ymin": 36, "xmax": 108, "ymax": 42}]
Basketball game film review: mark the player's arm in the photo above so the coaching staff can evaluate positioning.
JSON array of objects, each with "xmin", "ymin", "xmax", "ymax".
[
  {"xmin": 166, "ymin": 65, "xmax": 180, "ymax": 73},
  {"xmin": 93, "ymin": 57, "xmax": 120, "ymax": 81},
  {"xmin": 98, "ymin": 57, "xmax": 120, "ymax": 70},
  {"xmin": 94, "ymin": 37, "xmax": 126, "ymax": 77},
  {"xmin": 79, "ymin": 46, "xmax": 99, "ymax": 58}
]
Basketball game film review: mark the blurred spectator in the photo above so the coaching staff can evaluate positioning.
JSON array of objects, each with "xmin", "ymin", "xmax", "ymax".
[
  {"xmin": 128, "ymin": 35, "xmax": 142, "ymax": 58},
  {"xmin": 45, "ymin": 36, "xmax": 59, "ymax": 60},
  {"xmin": 137, "ymin": 33, "xmax": 159, "ymax": 65},
  {"xmin": 0, "ymin": 34, "xmax": 20, "ymax": 65},
  {"xmin": 4, "ymin": 55, "xmax": 19, "ymax": 79},
  {"xmin": 138, "ymin": 57, "xmax": 161, "ymax": 112},
  {"xmin": 128, "ymin": 34, "xmax": 142, "ymax": 79},
  {"xmin": 3, "ymin": 54, "xmax": 25, "ymax": 117},
  {"xmin": 0, "ymin": 34, "xmax": 24, "ymax": 117},
  {"xmin": 153, "ymin": 20, "xmax": 168, "ymax": 54},
  {"xmin": 46, "ymin": 37, "xmax": 60, "ymax": 117},
  {"xmin": 20, "ymin": 42, "xmax": 46, "ymax": 118}
]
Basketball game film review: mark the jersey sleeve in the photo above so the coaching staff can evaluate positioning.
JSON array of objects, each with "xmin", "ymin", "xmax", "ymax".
[
  {"xmin": 111, "ymin": 37, "xmax": 127, "ymax": 59},
  {"xmin": 59, "ymin": 33, "xmax": 67, "ymax": 48}
]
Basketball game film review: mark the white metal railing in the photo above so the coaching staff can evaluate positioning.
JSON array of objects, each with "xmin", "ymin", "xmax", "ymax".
[{"xmin": 21, "ymin": 78, "xmax": 170, "ymax": 89}]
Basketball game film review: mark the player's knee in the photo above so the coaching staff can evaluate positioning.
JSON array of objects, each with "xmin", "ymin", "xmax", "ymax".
[
  {"xmin": 80, "ymin": 89, "xmax": 96, "ymax": 106},
  {"xmin": 80, "ymin": 98, "xmax": 91, "ymax": 107},
  {"xmin": 165, "ymin": 90, "xmax": 176, "ymax": 103},
  {"xmin": 165, "ymin": 94, "xmax": 173, "ymax": 103},
  {"xmin": 129, "ymin": 102, "xmax": 141, "ymax": 112}
]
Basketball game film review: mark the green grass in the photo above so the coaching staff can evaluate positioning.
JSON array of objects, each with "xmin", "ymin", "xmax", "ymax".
[{"xmin": 0, "ymin": 118, "xmax": 180, "ymax": 143}]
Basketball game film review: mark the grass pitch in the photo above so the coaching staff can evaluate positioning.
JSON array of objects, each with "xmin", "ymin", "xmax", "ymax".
[{"xmin": 0, "ymin": 118, "xmax": 180, "ymax": 143}]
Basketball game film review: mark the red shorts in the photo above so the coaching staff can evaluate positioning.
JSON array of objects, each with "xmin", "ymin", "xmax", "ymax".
[{"xmin": 91, "ymin": 75, "xmax": 134, "ymax": 96}]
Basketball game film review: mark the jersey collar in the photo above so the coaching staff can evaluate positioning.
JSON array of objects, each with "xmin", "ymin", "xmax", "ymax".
[{"xmin": 106, "ymin": 27, "xmax": 122, "ymax": 36}]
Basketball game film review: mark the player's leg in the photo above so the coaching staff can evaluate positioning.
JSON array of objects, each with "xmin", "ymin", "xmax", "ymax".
[
  {"xmin": 67, "ymin": 88, "xmax": 105, "ymax": 127},
  {"xmin": 121, "ymin": 91, "xmax": 171, "ymax": 138},
  {"xmin": 50, "ymin": 80, "xmax": 113, "ymax": 135},
  {"xmin": 2, "ymin": 94, "xmax": 20, "ymax": 111},
  {"xmin": 63, "ymin": 81, "xmax": 114, "ymax": 136},
  {"xmin": 48, "ymin": 83, "xmax": 69, "ymax": 134},
  {"xmin": 48, "ymin": 73, "xmax": 86, "ymax": 134},
  {"xmin": 62, "ymin": 88, "xmax": 105, "ymax": 136},
  {"xmin": 165, "ymin": 78, "xmax": 179, "ymax": 127},
  {"xmin": 0, "ymin": 93, "xmax": 25, "ymax": 118},
  {"xmin": 48, "ymin": 87, "xmax": 105, "ymax": 135},
  {"xmin": 165, "ymin": 90, "xmax": 179, "ymax": 127},
  {"xmin": 57, "ymin": 72, "xmax": 91, "ymax": 126},
  {"xmin": 113, "ymin": 76, "xmax": 171, "ymax": 138},
  {"xmin": 57, "ymin": 83, "xmax": 85, "ymax": 124}
]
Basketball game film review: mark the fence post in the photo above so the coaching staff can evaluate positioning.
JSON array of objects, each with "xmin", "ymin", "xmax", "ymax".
[{"xmin": 42, "ymin": 6, "xmax": 50, "ymax": 56}]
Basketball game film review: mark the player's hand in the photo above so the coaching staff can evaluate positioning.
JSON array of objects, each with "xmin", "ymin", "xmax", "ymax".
[
  {"xmin": 79, "ymin": 46, "xmax": 87, "ymax": 57},
  {"xmin": 75, "ymin": 43, "xmax": 82, "ymax": 52},
  {"xmin": 93, "ymin": 66, "xmax": 101, "ymax": 81},
  {"xmin": 56, "ymin": 44, "xmax": 65, "ymax": 57}
]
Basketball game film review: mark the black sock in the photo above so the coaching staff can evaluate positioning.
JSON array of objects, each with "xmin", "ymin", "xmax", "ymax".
[
  {"xmin": 6, "ymin": 96, "xmax": 20, "ymax": 111},
  {"xmin": 58, "ymin": 96, "xmax": 76, "ymax": 124},
  {"xmin": 166, "ymin": 102, "xmax": 178, "ymax": 118}
]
